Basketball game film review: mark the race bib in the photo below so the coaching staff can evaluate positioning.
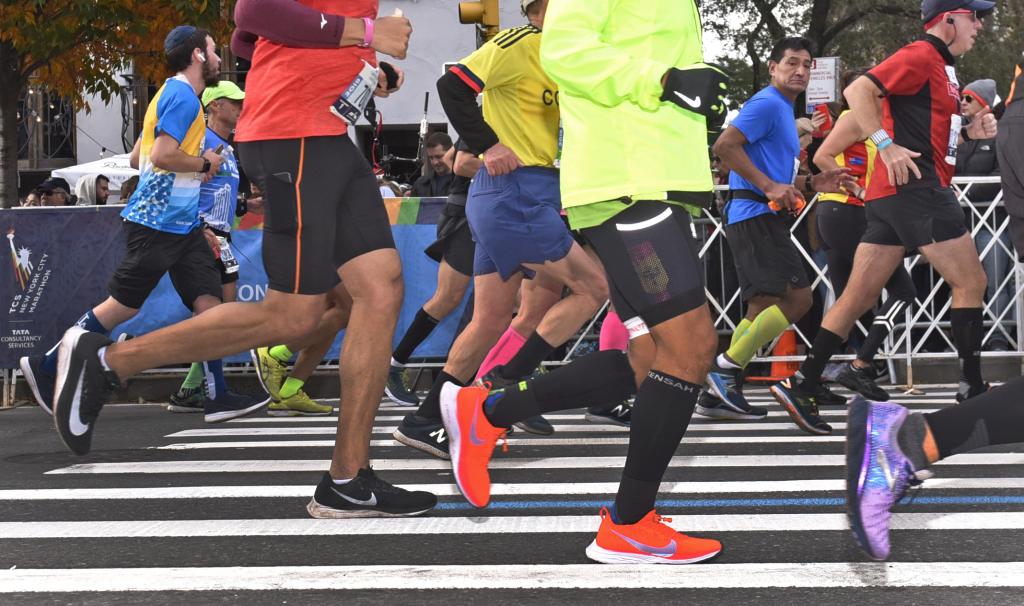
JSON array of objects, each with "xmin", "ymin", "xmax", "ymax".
[{"xmin": 330, "ymin": 60, "xmax": 379, "ymax": 125}]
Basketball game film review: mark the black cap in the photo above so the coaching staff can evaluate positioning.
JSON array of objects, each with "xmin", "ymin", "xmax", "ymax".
[
  {"xmin": 921, "ymin": 0, "xmax": 996, "ymax": 23},
  {"xmin": 37, "ymin": 177, "xmax": 70, "ymax": 193}
]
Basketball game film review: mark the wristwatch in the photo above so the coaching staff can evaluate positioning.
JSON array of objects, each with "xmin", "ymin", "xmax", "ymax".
[{"xmin": 200, "ymin": 158, "xmax": 211, "ymax": 174}]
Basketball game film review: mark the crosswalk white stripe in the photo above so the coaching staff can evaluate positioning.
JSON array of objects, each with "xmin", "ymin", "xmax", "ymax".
[
  {"xmin": 166, "ymin": 426, "xmax": 851, "ymax": 438},
  {"xmin": 1, "ymin": 477, "xmax": 1017, "ymax": 500},
  {"xmin": 227, "ymin": 409, "xmax": 942, "ymax": 423},
  {"xmin": 3, "ymin": 512, "xmax": 1023, "ymax": 539},
  {"xmin": 45, "ymin": 452, "xmax": 1024, "ymax": 475},
  {"xmin": 2, "ymin": 562, "xmax": 1023, "ymax": 592},
  {"xmin": 156, "ymin": 436, "xmax": 846, "ymax": 450}
]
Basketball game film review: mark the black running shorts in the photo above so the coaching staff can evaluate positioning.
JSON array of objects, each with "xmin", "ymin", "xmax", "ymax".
[
  {"xmin": 238, "ymin": 135, "xmax": 396, "ymax": 295},
  {"xmin": 108, "ymin": 221, "xmax": 222, "ymax": 311},
  {"xmin": 862, "ymin": 187, "xmax": 967, "ymax": 251},
  {"xmin": 724, "ymin": 212, "xmax": 810, "ymax": 301},
  {"xmin": 425, "ymin": 201, "xmax": 475, "ymax": 277},
  {"xmin": 816, "ymin": 200, "xmax": 916, "ymax": 303},
  {"xmin": 581, "ymin": 200, "xmax": 705, "ymax": 330}
]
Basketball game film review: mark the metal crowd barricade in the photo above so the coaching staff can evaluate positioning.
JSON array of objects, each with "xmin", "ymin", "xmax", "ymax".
[{"xmin": 556, "ymin": 178, "xmax": 1024, "ymax": 388}]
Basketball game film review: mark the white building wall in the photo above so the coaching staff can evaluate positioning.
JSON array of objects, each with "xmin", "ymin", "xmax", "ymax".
[{"xmin": 75, "ymin": 92, "xmax": 129, "ymax": 165}]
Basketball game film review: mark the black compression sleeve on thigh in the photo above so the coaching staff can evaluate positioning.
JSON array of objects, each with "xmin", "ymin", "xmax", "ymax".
[
  {"xmin": 484, "ymin": 350, "xmax": 636, "ymax": 427},
  {"xmin": 615, "ymin": 369, "xmax": 701, "ymax": 524},
  {"xmin": 798, "ymin": 328, "xmax": 844, "ymax": 389},
  {"xmin": 924, "ymin": 375, "xmax": 1024, "ymax": 459},
  {"xmin": 416, "ymin": 371, "xmax": 465, "ymax": 420},
  {"xmin": 498, "ymin": 331, "xmax": 554, "ymax": 380},
  {"xmin": 857, "ymin": 298, "xmax": 908, "ymax": 363},
  {"xmin": 393, "ymin": 308, "xmax": 440, "ymax": 365},
  {"xmin": 950, "ymin": 307, "xmax": 984, "ymax": 388}
]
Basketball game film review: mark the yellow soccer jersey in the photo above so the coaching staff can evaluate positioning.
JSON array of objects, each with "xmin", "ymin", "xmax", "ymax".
[{"xmin": 449, "ymin": 25, "xmax": 559, "ymax": 167}]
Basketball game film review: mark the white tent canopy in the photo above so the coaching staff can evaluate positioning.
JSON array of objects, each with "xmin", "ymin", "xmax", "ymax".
[{"xmin": 51, "ymin": 154, "xmax": 138, "ymax": 200}]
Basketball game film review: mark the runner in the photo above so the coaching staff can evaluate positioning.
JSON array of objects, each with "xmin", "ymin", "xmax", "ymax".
[
  {"xmin": 48, "ymin": 5, "xmax": 437, "ymax": 518},
  {"xmin": 438, "ymin": 0, "xmax": 731, "ymax": 564},
  {"xmin": 705, "ymin": 37, "xmax": 853, "ymax": 421},
  {"xmin": 811, "ymin": 71, "xmax": 918, "ymax": 401},
  {"xmin": 772, "ymin": 0, "xmax": 997, "ymax": 434},
  {"xmin": 392, "ymin": 0, "xmax": 608, "ymax": 457},
  {"xmin": 20, "ymin": 28, "xmax": 266, "ymax": 425},
  {"xmin": 384, "ymin": 139, "xmax": 481, "ymax": 407}
]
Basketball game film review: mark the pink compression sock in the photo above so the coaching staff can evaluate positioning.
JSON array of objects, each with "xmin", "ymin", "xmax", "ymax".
[
  {"xmin": 476, "ymin": 327, "xmax": 528, "ymax": 380},
  {"xmin": 599, "ymin": 311, "xmax": 629, "ymax": 352}
]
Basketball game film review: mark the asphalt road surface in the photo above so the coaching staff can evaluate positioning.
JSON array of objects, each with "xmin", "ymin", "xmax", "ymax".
[{"xmin": 2, "ymin": 384, "xmax": 1023, "ymax": 605}]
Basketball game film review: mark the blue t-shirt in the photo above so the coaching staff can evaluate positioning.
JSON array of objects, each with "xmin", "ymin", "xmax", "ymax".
[
  {"xmin": 198, "ymin": 129, "xmax": 239, "ymax": 233},
  {"xmin": 725, "ymin": 86, "xmax": 800, "ymax": 225},
  {"xmin": 123, "ymin": 76, "xmax": 205, "ymax": 234}
]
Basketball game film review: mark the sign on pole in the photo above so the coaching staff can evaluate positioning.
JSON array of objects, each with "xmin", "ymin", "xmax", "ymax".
[{"xmin": 806, "ymin": 56, "xmax": 841, "ymax": 114}]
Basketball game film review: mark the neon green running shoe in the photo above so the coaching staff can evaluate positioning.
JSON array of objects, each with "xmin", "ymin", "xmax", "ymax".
[
  {"xmin": 268, "ymin": 389, "xmax": 334, "ymax": 416},
  {"xmin": 251, "ymin": 347, "xmax": 288, "ymax": 402}
]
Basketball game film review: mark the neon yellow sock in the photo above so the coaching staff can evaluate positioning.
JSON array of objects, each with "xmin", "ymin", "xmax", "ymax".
[
  {"xmin": 730, "ymin": 318, "xmax": 752, "ymax": 349},
  {"xmin": 725, "ymin": 305, "xmax": 790, "ymax": 368},
  {"xmin": 269, "ymin": 345, "xmax": 293, "ymax": 363},
  {"xmin": 279, "ymin": 376, "xmax": 305, "ymax": 400}
]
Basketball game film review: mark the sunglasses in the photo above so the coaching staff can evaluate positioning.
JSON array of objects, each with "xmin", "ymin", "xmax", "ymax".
[
  {"xmin": 963, "ymin": 94, "xmax": 976, "ymax": 104},
  {"xmin": 948, "ymin": 9, "xmax": 981, "ymax": 22},
  {"xmin": 39, "ymin": 189, "xmax": 54, "ymax": 195}
]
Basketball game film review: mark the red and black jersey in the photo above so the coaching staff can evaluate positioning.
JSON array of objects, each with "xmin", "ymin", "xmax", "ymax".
[{"xmin": 864, "ymin": 35, "xmax": 961, "ymax": 201}]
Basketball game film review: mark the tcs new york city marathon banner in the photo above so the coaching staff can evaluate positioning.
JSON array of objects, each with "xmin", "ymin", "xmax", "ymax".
[{"xmin": 0, "ymin": 199, "xmax": 469, "ymax": 368}]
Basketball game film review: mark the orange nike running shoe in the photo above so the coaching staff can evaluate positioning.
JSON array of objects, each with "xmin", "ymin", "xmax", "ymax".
[
  {"xmin": 440, "ymin": 382, "xmax": 507, "ymax": 508},
  {"xmin": 586, "ymin": 507, "xmax": 722, "ymax": 564}
]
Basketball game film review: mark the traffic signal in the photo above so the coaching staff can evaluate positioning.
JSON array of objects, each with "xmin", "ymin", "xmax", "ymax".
[{"xmin": 459, "ymin": 0, "xmax": 500, "ymax": 42}]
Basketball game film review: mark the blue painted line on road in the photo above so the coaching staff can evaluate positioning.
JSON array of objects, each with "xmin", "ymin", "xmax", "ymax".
[{"xmin": 435, "ymin": 495, "xmax": 1024, "ymax": 511}]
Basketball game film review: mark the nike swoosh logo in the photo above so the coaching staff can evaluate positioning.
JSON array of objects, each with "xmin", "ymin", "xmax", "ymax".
[
  {"xmin": 332, "ymin": 486, "xmax": 377, "ymax": 507},
  {"xmin": 320, "ymin": 13, "xmax": 327, "ymax": 29},
  {"xmin": 469, "ymin": 405, "xmax": 486, "ymax": 446},
  {"xmin": 674, "ymin": 92, "xmax": 702, "ymax": 109},
  {"xmin": 68, "ymin": 367, "xmax": 90, "ymax": 436},
  {"xmin": 877, "ymin": 448, "xmax": 897, "ymax": 493},
  {"xmin": 609, "ymin": 529, "xmax": 677, "ymax": 557}
]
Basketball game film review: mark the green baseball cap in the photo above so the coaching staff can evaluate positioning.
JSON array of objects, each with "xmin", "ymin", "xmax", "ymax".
[{"xmin": 201, "ymin": 80, "xmax": 245, "ymax": 107}]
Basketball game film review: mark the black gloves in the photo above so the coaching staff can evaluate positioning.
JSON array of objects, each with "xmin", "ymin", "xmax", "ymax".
[{"xmin": 661, "ymin": 63, "xmax": 730, "ymax": 131}]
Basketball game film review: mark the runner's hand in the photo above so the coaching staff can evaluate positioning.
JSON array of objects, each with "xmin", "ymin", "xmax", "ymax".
[
  {"xmin": 966, "ymin": 107, "xmax": 998, "ymax": 140},
  {"xmin": 201, "ymin": 149, "xmax": 223, "ymax": 183},
  {"xmin": 878, "ymin": 144, "xmax": 922, "ymax": 186},
  {"xmin": 373, "ymin": 10, "xmax": 412, "ymax": 60},
  {"xmin": 483, "ymin": 143, "xmax": 522, "ymax": 177},
  {"xmin": 246, "ymin": 195, "xmax": 264, "ymax": 214},
  {"xmin": 203, "ymin": 227, "xmax": 219, "ymax": 255},
  {"xmin": 375, "ymin": 63, "xmax": 404, "ymax": 98},
  {"xmin": 811, "ymin": 167, "xmax": 856, "ymax": 195},
  {"xmin": 661, "ymin": 63, "xmax": 730, "ymax": 128},
  {"xmin": 763, "ymin": 181, "xmax": 802, "ymax": 212}
]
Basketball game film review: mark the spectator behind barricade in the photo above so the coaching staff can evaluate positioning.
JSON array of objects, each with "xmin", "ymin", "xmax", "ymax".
[
  {"xmin": 21, "ymin": 192, "xmax": 40, "ymax": 207},
  {"xmin": 960, "ymin": 78, "xmax": 1013, "ymax": 350},
  {"xmin": 379, "ymin": 176, "xmax": 403, "ymax": 197},
  {"xmin": 410, "ymin": 132, "xmax": 454, "ymax": 197},
  {"xmin": 118, "ymin": 176, "xmax": 140, "ymax": 203},
  {"xmin": 74, "ymin": 174, "xmax": 110, "ymax": 205},
  {"xmin": 36, "ymin": 177, "xmax": 72, "ymax": 206}
]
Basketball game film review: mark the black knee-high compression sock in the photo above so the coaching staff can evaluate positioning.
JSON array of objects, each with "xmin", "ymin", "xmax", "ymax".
[
  {"xmin": 498, "ymin": 331, "xmax": 554, "ymax": 380},
  {"xmin": 857, "ymin": 298, "xmax": 908, "ymax": 364},
  {"xmin": 950, "ymin": 307, "xmax": 984, "ymax": 388},
  {"xmin": 416, "ymin": 371, "xmax": 465, "ymax": 420},
  {"xmin": 484, "ymin": 350, "xmax": 636, "ymax": 428},
  {"xmin": 614, "ymin": 369, "xmax": 701, "ymax": 524},
  {"xmin": 921, "ymin": 375, "xmax": 1024, "ymax": 461},
  {"xmin": 393, "ymin": 308, "xmax": 441, "ymax": 365},
  {"xmin": 798, "ymin": 328, "xmax": 844, "ymax": 389}
]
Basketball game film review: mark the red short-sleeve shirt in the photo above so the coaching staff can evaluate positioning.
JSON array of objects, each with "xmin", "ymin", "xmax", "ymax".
[
  {"xmin": 235, "ymin": 0, "xmax": 379, "ymax": 142},
  {"xmin": 864, "ymin": 35, "xmax": 961, "ymax": 201}
]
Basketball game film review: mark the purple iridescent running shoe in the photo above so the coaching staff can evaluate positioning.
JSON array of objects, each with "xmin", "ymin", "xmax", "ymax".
[{"xmin": 845, "ymin": 397, "xmax": 929, "ymax": 560}]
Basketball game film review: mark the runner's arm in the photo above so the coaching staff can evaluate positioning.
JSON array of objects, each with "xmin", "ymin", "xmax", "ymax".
[
  {"xmin": 436, "ymin": 71, "xmax": 500, "ymax": 159},
  {"xmin": 844, "ymin": 76, "xmax": 885, "ymax": 138},
  {"xmin": 813, "ymin": 113, "xmax": 866, "ymax": 173},
  {"xmin": 454, "ymin": 150, "xmax": 483, "ymax": 178},
  {"xmin": 539, "ymin": 0, "xmax": 671, "ymax": 110},
  {"xmin": 712, "ymin": 126, "xmax": 773, "ymax": 194},
  {"xmin": 232, "ymin": 0, "xmax": 348, "ymax": 60}
]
